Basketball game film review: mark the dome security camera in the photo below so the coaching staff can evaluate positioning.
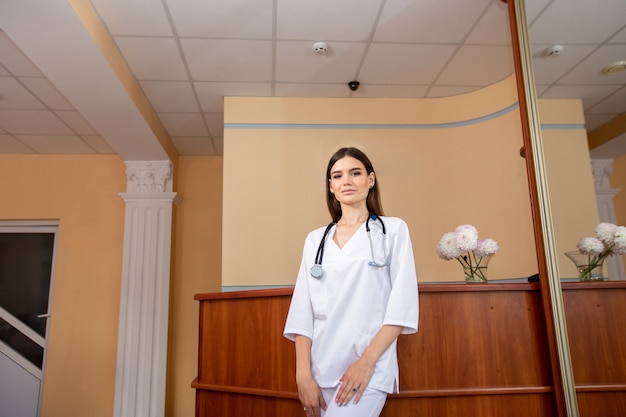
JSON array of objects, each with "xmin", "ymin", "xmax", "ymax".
[{"xmin": 348, "ymin": 81, "xmax": 360, "ymax": 91}]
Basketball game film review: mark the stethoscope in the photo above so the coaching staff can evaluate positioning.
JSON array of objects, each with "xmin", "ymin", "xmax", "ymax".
[{"xmin": 310, "ymin": 214, "xmax": 389, "ymax": 279}]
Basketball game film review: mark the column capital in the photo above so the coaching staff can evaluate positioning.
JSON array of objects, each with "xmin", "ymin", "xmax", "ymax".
[
  {"xmin": 124, "ymin": 160, "xmax": 173, "ymax": 193},
  {"xmin": 591, "ymin": 158, "xmax": 616, "ymax": 192}
]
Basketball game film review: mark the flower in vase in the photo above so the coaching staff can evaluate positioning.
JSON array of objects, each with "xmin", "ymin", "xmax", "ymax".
[
  {"xmin": 437, "ymin": 225, "xmax": 499, "ymax": 283},
  {"xmin": 571, "ymin": 223, "xmax": 626, "ymax": 281}
]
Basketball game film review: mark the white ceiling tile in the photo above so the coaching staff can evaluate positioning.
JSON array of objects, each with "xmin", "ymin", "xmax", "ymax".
[
  {"xmin": 277, "ymin": 0, "xmax": 381, "ymax": 41},
  {"xmin": 375, "ymin": 0, "xmax": 491, "ymax": 43},
  {"xmin": 530, "ymin": 44, "xmax": 598, "ymax": 84},
  {"xmin": 275, "ymin": 41, "xmax": 365, "ymax": 83},
  {"xmin": 54, "ymin": 111, "xmax": 98, "ymax": 135},
  {"xmin": 360, "ymin": 43, "xmax": 457, "ymax": 85},
  {"xmin": 529, "ymin": 0, "xmax": 626, "ymax": 44},
  {"xmin": 560, "ymin": 45, "xmax": 626, "ymax": 85},
  {"xmin": 0, "ymin": 30, "xmax": 43, "ymax": 76},
  {"xmin": 19, "ymin": 77, "xmax": 74, "ymax": 110},
  {"xmin": 194, "ymin": 82, "xmax": 271, "ymax": 112},
  {"xmin": 465, "ymin": 0, "xmax": 511, "ymax": 46},
  {"xmin": 609, "ymin": 27, "xmax": 626, "ymax": 44},
  {"xmin": 540, "ymin": 85, "xmax": 623, "ymax": 110},
  {"xmin": 182, "ymin": 39, "xmax": 273, "ymax": 82},
  {"xmin": 0, "ymin": 134, "xmax": 34, "ymax": 153},
  {"xmin": 158, "ymin": 112, "xmax": 208, "ymax": 137},
  {"xmin": 0, "ymin": 66, "xmax": 8, "ymax": 76},
  {"xmin": 91, "ymin": 0, "xmax": 172, "ymax": 36},
  {"xmin": 524, "ymin": 0, "xmax": 552, "ymax": 24},
  {"xmin": 0, "ymin": 77, "xmax": 45, "ymax": 109},
  {"xmin": 81, "ymin": 135, "xmax": 116, "ymax": 154},
  {"xmin": 0, "ymin": 110, "xmax": 72, "ymax": 135},
  {"xmin": 115, "ymin": 37, "xmax": 188, "ymax": 81},
  {"xmin": 437, "ymin": 46, "xmax": 514, "ymax": 86},
  {"xmin": 167, "ymin": 0, "xmax": 273, "ymax": 38},
  {"xmin": 16, "ymin": 135, "xmax": 95, "ymax": 154},
  {"xmin": 140, "ymin": 81, "xmax": 198, "ymax": 112},
  {"xmin": 170, "ymin": 137, "xmax": 217, "ymax": 156},
  {"xmin": 585, "ymin": 86, "xmax": 626, "ymax": 115},
  {"xmin": 203, "ymin": 113, "xmax": 224, "ymax": 138}
]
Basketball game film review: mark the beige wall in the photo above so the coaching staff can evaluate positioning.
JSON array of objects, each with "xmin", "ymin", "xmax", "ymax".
[
  {"xmin": 0, "ymin": 155, "xmax": 126, "ymax": 417},
  {"xmin": 221, "ymin": 78, "xmax": 598, "ymax": 286},
  {"xmin": 168, "ymin": 156, "xmax": 223, "ymax": 417}
]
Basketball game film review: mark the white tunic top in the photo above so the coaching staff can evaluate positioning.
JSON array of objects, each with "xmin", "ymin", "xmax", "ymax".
[{"xmin": 283, "ymin": 216, "xmax": 419, "ymax": 394}]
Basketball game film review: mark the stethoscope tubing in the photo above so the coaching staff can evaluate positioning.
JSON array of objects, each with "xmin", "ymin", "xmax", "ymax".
[{"xmin": 310, "ymin": 214, "xmax": 389, "ymax": 279}]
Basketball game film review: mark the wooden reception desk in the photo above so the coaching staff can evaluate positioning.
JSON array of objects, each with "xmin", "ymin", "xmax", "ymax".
[{"xmin": 193, "ymin": 282, "xmax": 626, "ymax": 416}]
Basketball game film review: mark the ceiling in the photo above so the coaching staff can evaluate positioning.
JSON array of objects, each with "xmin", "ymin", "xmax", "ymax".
[{"xmin": 1, "ymin": 0, "xmax": 625, "ymax": 159}]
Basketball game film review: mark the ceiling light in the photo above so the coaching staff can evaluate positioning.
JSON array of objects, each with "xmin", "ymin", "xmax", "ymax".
[{"xmin": 602, "ymin": 61, "xmax": 626, "ymax": 74}]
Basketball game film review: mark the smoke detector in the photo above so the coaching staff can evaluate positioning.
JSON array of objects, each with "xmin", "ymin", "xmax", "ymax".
[
  {"xmin": 312, "ymin": 42, "xmax": 328, "ymax": 55},
  {"xmin": 544, "ymin": 45, "xmax": 563, "ymax": 57},
  {"xmin": 603, "ymin": 61, "xmax": 626, "ymax": 74}
]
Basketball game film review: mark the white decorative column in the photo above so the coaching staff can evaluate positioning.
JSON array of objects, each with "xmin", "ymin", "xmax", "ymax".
[
  {"xmin": 591, "ymin": 158, "xmax": 625, "ymax": 280},
  {"xmin": 114, "ymin": 160, "xmax": 178, "ymax": 417}
]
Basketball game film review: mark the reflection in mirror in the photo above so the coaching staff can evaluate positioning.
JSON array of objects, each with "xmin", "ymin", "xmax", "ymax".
[
  {"xmin": 520, "ymin": 1, "xmax": 626, "ymax": 416},
  {"xmin": 525, "ymin": 0, "xmax": 626, "ymax": 281}
]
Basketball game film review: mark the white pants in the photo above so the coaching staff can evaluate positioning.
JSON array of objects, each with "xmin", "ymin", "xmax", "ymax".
[{"xmin": 320, "ymin": 385, "xmax": 387, "ymax": 417}]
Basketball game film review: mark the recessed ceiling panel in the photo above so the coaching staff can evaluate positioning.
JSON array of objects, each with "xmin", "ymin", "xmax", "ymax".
[
  {"xmin": 277, "ymin": 0, "xmax": 382, "ymax": 41},
  {"xmin": 140, "ymin": 81, "xmax": 199, "ymax": 113},
  {"xmin": 168, "ymin": 0, "xmax": 273, "ymax": 38},
  {"xmin": 360, "ymin": 43, "xmax": 457, "ymax": 85},
  {"xmin": 91, "ymin": 0, "xmax": 172, "ymax": 36},
  {"xmin": 437, "ymin": 45, "xmax": 514, "ymax": 86},
  {"xmin": 181, "ymin": 39, "xmax": 273, "ymax": 82},
  {"xmin": 374, "ymin": 0, "xmax": 491, "ymax": 43},
  {"xmin": 115, "ymin": 37, "xmax": 188, "ymax": 81}
]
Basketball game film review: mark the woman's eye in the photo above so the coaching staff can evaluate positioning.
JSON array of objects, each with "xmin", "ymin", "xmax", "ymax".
[
  {"xmin": 332, "ymin": 174, "xmax": 341, "ymax": 180},
  {"xmin": 351, "ymin": 171, "xmax": 361, "ymax": 176}
]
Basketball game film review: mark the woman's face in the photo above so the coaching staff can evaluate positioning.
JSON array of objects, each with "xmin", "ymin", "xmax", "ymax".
[{"xmin": 328, "ymin": 156, "xmax": 375, "ymax": 208}]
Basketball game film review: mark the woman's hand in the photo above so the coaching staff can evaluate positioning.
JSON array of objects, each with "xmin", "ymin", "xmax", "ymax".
[
  {"xmin": 297, "ymin": 375, "xmax": 327, "ymax": 417},
  {"xmin": 335, "ymin": 357, "xmax": 375, "ymax": 406},
  {"xmin": 335, "ymin": 325, "xmax": 404, "ymax": 406}
]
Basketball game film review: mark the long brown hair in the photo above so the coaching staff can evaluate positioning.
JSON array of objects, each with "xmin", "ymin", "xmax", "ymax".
[{"xmin": 325, "ymin": 147, "xmax": 384, "ymax": 222}]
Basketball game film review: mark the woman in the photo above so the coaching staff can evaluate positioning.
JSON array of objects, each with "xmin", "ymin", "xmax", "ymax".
[{"xmin": 284, "ymin": 147, "xmax": 419, "ymax": 417}]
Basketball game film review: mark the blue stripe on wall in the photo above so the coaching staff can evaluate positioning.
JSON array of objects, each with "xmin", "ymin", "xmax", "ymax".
[{"xmin": 224, "ymin": 102, "xmax": 583, "ymax": 131}]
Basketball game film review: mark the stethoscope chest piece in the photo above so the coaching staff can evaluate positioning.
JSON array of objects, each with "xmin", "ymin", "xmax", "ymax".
[{"xmin": 310, "ymin": 264, "xmax": 323, "ymax": 279}]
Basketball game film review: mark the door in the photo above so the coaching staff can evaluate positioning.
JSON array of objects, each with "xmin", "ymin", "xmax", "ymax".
[{"xmin": 0, "ymin": 222, "xmax": 57, "ymax": 417}]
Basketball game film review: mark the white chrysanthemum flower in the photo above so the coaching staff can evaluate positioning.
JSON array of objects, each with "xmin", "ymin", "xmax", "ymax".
[
  {"xmin": 436, "ymin": 232, "xmax": 462, "ymax": 260},
  {"xmin": 475, "ymin": 238, "xmax": 499, "ymax": 257},
  {"xmin": 613, "ymin": 226, "xmax": 626, "ymax": 255},
  {"xmin": 577, "ymin": 237, "xmax": 605, "ymax": 256},
  {"xmin": 455, "ymin": 225, "xmax": 478, "ymax": 252},
  {"xmin": 595, "ymin": 222, "xmax": 617, "ymax": 244}
]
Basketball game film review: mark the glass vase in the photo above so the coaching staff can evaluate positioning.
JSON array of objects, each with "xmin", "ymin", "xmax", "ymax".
[
  {"xmin": 462, "ymin": 254, "xmax": 493, "ymax": 284},
  {"xmin": 564, "ymin": 251, "xmax": 605, "ymax": 281}
]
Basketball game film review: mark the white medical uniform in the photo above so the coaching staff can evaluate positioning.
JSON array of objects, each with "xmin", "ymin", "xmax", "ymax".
[{"xmin": 284, "ymin": 216, "xmax": 419, "ymax": 394}]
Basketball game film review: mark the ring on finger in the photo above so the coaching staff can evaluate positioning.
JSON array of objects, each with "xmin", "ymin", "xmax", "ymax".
[{"xmin": 352, "ymin": 387, "xmax": 357, "ymax": 392}]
